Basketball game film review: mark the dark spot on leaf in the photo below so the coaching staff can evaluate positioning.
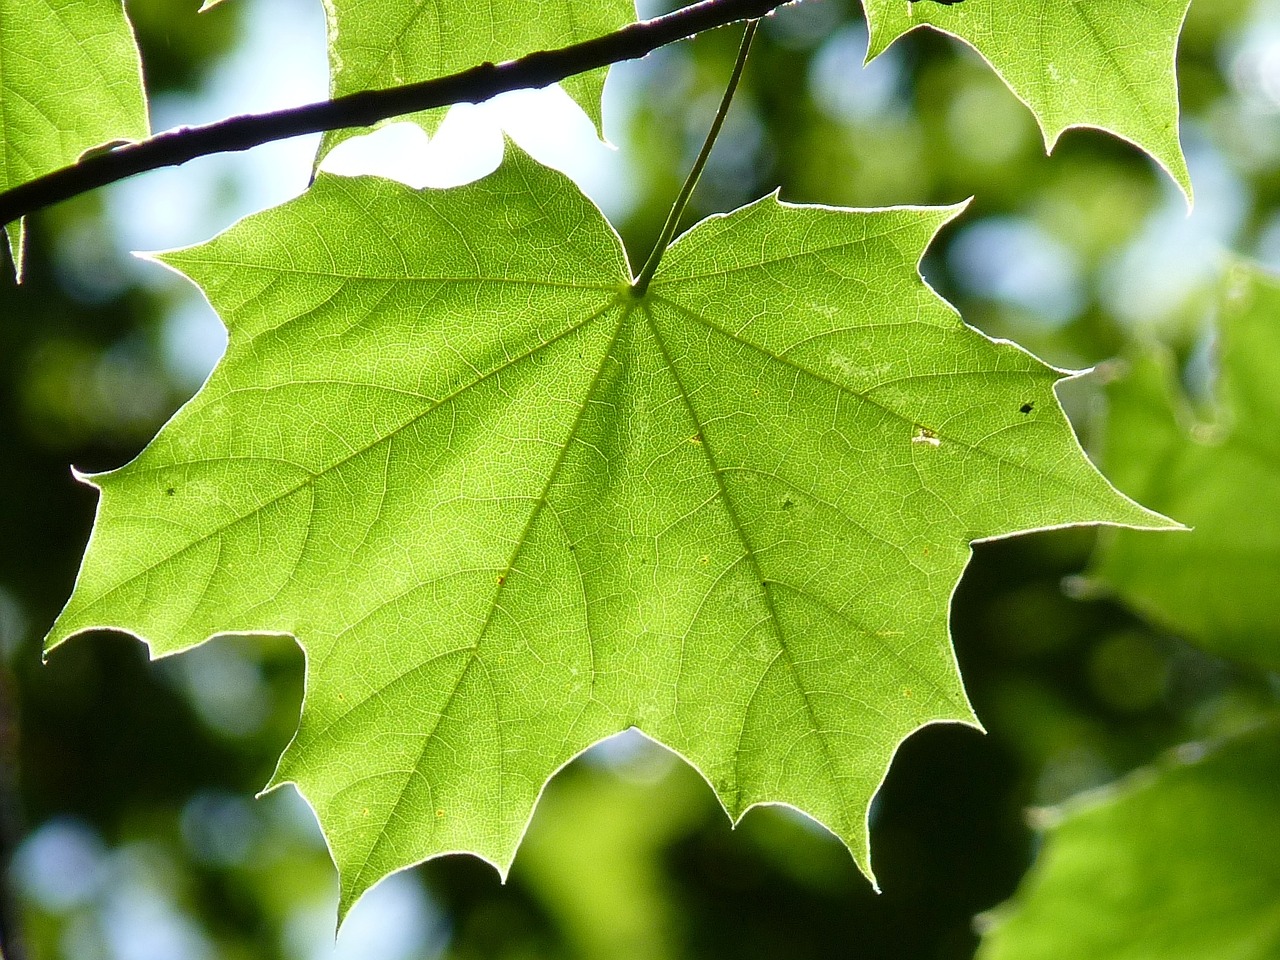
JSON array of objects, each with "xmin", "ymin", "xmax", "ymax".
[
  {"xmin": 782, "ymin": 498, "xmax": 795, "ymax": 510},
  {"xmin": 496, "ymin": 575, "xmax": 506, "ymax": 585},
  {"xmin": 166, "ymin": 487, "xmax": 176, "ymax": 496},
  {"xmin": 1020, "ymin": 402, "xmax": 1034, "ymax": 414}
]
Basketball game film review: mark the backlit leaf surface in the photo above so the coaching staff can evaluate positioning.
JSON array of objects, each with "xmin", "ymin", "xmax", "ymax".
[
  {"xmin": 1092, "ymin": 263, "xmax": 1280, "ymax": 671},
  {"xmin": 978, "ymin": 723, "xmax": 1280, "ymax": 960},
  {"xmin": 861, "ymin": 0, "xmax": 1192, "ymax": 196},
  {"xmin": 46, "ymin": 152, "xmax": 1169, "ymax": 914},
  {"xmin": 0, "ymin": 0, "xmax": 148, "ymax": 273},
  {"xmin": 316, "ymin": 0, "xmax": 633, "ymax": 159}
]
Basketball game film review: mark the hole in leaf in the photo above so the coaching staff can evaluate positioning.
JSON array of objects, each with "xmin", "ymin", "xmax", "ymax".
[{"xmin": 912, "ymin": 426, "xmax": 941, "ymax": 447}]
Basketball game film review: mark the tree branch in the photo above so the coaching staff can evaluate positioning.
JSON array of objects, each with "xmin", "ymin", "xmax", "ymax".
[{"xmin": 0, "ymin": 0, "xmax": 788, "ymax": 227}]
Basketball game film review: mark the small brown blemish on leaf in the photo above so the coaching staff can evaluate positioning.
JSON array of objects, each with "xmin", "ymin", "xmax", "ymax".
[
  {"xmin": 1020, "ymin": 402, "xmax": 1034, "ymax": 414},
  {"xmin": 362, "ymin": 807, "xmax": 370, "ymax": 817},
  {"xmin": 903, "ymin": 687, "xmax": 913, "ymax": 699},
  {"xmin": 165, "ymin": 487, "xmax": 176, "ymax": 496},
  {"xmin": 496, "ymin": 575, "xmax": 506, "ymax": 586},
  {"xmin": 698, "ymin": 554, "xmax": 710, "ymax": 565},
  {"xmin": 687, "ymin": 433, "xmax": 702, "ymax": 445},
  {"xmin": 435, "ymin": 808, "xmax": 445, "ymax": 818},
  {"xmin": 781, "ymin": 498, "xmax": 795, "ymax": 510}
]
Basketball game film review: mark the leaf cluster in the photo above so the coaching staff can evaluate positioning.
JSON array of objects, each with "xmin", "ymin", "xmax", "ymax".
[{"xmin": 1, "ymin": 0, "xmax": 1276, "ymax": 957}]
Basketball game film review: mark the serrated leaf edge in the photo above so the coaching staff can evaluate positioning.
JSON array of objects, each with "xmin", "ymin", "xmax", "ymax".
[{"xmin": 862, "ymin": 7, "xmax": 1194, "ymax": 205}]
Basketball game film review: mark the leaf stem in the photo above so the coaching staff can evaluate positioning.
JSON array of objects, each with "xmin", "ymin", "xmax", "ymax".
[{"xmin": 631, "ymin": 19, "xmax": 759, "ymax": 297}]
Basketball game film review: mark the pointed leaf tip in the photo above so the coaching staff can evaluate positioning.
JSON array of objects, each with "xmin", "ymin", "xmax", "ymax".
[
  {"xmin": 53, "ymin": 154, "xmax": 1174, "ymax": 914},
  {"xmin": 0, "ymin": 0, "xmax": 148, "ymax": 247},
  {"xmin": 315, "ymin": 0, "xmax": 635, "ymax": 159},
  {"xmin": 861, "ymin": 0, "xmax": 1192, "ymax": 197}
]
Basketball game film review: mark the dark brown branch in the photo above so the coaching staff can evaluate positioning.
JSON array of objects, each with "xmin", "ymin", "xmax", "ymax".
[{"xmin": 0, "ymin": 0, "xmax": 788, "ymax": 227}]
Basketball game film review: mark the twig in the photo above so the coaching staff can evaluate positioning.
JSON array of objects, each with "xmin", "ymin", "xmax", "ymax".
[{"xmin": 0, "ymin": 0, "xmax": 788, "ymax": 227}]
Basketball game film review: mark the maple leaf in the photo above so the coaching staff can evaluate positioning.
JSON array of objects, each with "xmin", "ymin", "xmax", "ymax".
[
  {"xmin": 312, "ymin": 0, "xmax": 635, "ymax": 159},
  {"xmin": 1091, "ymin": 263, "xmax": 1280, "ymax": 672},
  {"xmin": 45, "ymin": 151, "xmax": 1171, "ymax": 915},
  {"xmin": 0, "ymin": 0, "xmax": 149, "ymax": 275},
  {"xmin": 860, "ymin": 0, "xmax": 1193, "ymax": 198},
  {"xmin": 978, "ymin": 723, "xmax": 1280, "ymax": 960}
]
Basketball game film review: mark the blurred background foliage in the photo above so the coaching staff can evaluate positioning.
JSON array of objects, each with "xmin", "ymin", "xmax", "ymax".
[{"xmin": 1, "ymin": 0, "xmax": 1278, "ymax": 957}]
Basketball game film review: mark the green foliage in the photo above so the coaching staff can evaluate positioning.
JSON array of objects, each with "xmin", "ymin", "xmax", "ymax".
[
  {"xmin": 978, "ymin": 722, "xmax": 1280, "ymax": 960},
  {"xmin": 979, "ymin": 261, "xmax": 1280, "ymax": 960},
  {"xmin": 43, "ymin": 149, "xmax": 1169, "ymax": 913},
  {"xmin": 315, "ymin": 0, "xmax": 634, "ymax": 159},
  {"xmin": 5, "ymin": 0, "xmax": 1276, "ymax": 953},
  {"xmin": 863, "ymin": 0, "xmax": 1193, "ymax": 196},
  {"xmin": 1092, "ymin": 263, "xmax": 1280, "ymax": 672},
  {"xmin": 0, "ymin": 0, "xmax": 148, "ymax": 272}
]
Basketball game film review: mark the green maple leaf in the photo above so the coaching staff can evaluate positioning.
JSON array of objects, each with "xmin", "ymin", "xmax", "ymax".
[
  {"xmin": 861, "ymin": 0, "xmax": 1192, "ymax": 198},
  {"xmin": 0, "ymin": 0, "xmax": 148, "ymax": 275},
  {"xmin": 978, "ymin": 723, "xmax": 1280, "ymax": 960},
  {"xmin": 1091, "ymin": 263, "xmax": 1280, "ymax": 672},
  {"xmin": 46, "ymin": 151, "xmax": 1170, "ymax": 915},
  {"xmin": 313, "ymin": 0, "xmax": 634, "ymax": 160}
]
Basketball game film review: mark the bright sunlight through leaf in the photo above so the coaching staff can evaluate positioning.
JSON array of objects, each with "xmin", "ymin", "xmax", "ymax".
[
  {"xmin": 0, "ymin": 0, "xmax": 148, "ymax": 274},
  {"xmin": 45, "ymin": 151, "xmax": 1172, "ymax": 916},
  {"xmin": 315, "ymin": 0, "xmax": 634, "ymax": 160},
  {"xmin": 861, "ymin": 0, "xmax": 1193, "ymax": 198}
]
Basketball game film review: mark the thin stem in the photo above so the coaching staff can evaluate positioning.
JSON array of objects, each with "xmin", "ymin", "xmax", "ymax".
[
  {"xmin": 631, "ymin": 18, "xmax": 759, "ymax": 297},
  {"xmin": 0, "ymin": 0, "xmax": 785, "ymax": 229}
]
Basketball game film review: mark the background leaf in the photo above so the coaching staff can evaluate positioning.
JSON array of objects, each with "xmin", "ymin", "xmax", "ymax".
[
  {"xmin": 977, "ymin": 722, "xmax": 1280, "ymax": 960},
  {"xmin": 860, "ymin": 0, "xmax": 1192, "ymax": 197},
  {"xmin": 316, "ymin": 0, "xmax": 634, "ymax": 160},
  {"xmin": 0, "ymin": 0, "xmax": 148, "ymax": 275},
  {"xmin": 1091, "ymin": 263, "xmax": 1280, "ymax": 672},
  {"xmin": 45, "ymin": 152, "xmax": 1171, "ymax": 916}
]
